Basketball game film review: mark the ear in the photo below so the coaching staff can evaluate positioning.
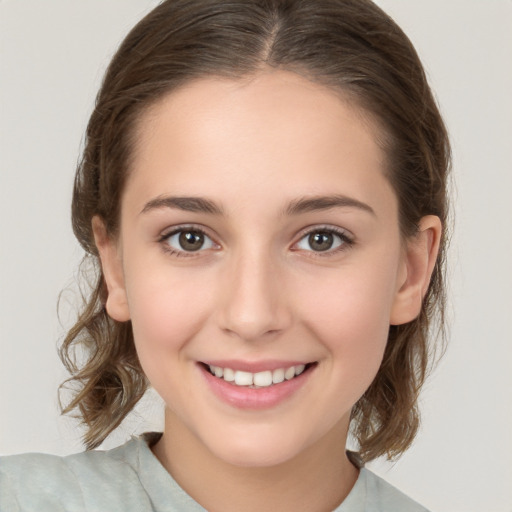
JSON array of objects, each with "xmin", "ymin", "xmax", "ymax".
[
  {"xmin": 390, "ymin": 215, "xmax": 442, "ymax": 325},
  {"xmin": 92, "ymin": 216, "xmax": 131, "ymax": 322}
]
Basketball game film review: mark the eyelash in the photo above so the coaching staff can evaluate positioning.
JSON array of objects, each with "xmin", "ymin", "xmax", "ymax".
[
  {"xmin": 158, "ymin": 225, "xmax": 354, "ymax": 258},
  {"xmin": 158, "ymin": 225, "xmax": 217, "ymax": 258},
  {"xmin": 293, "ymin": 226, "xmax": 355, "ymax": 257}
]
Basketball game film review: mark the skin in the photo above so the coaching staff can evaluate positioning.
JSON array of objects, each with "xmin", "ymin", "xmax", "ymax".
[{"xmin": 94, "ymin": 70, "xmax": 441, "ymax": 512}]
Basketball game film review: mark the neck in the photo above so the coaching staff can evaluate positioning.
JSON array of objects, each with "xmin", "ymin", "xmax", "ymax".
[{"xmin": 152, "ymin": 410, "xmax": 359, "ymax": 512}]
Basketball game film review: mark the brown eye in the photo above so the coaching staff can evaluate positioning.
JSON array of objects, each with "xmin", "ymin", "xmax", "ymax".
[
  {"xmin": 295, "ymin": 228, "xmax": 350, "ymax": 254},
  {"xmin": 308, "ymin": 232, "xmax": 335, "ymax": 251},
  {"xmin": 163, "ymin": 228, "xmax": 216, "ymax": 253},
  {"xmin": 179, "ymin": 231, "xmax": 205, "ymax": 251}
]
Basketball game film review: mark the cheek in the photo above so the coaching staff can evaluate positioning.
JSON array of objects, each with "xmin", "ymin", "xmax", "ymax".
[
  {"xmin": 295, "ymin": 260, "xmax": 399, "ymax": 369},
  {"xmin": 125, "ymin": 266, "xmax": 215, "ymax": 356},
  {"xmin": 294, "ymin": 267, "xmax": 397, "ymax": 418}
]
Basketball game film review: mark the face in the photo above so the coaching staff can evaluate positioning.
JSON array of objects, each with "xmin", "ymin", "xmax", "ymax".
[{"xmin": 97, "ymin": 70, "xmax": 430, "ymax": 468}]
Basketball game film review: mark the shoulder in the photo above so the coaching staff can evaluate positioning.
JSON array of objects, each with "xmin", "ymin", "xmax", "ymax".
[
  {"xmin": 0, "ymin": 438, "xmax": 154, "ymax": 512},
  {"xmin": 359, "ymin": 468, "xmax": 430, "ymax": 512},
  {"xmin": 337, "ymin": 452, "xmax": 430, "ymax": 512}
]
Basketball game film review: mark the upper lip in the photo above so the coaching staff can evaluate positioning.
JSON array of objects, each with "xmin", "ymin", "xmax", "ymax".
[{"xmin": 200, "ymin": 359, "xmax": 313, "ymax": 373}]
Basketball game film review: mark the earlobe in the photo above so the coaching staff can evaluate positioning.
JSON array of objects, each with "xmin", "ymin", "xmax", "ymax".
[
  {"xmin": 390, "ymin": 215, "xmax": 442, "ymax": 326},
  {"xmin": 92, "ymin": 216, "xmax": 131, "ymax": 322}
]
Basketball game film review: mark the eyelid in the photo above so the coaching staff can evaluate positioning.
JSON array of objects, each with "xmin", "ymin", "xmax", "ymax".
[
  {"xmin": 291, "ymin": 225, "xmax": 355, "ymax": 254},
  {"xmin": 158, "ymin": 224, "xmax": 221, "ymax": 256},
  {"xmin": 159, "ymin": 223, "xmax": 212, "ymax": 239},
  {"xmin": 156, "ymin": 223, "xmax": 354, "ymax": 257}
]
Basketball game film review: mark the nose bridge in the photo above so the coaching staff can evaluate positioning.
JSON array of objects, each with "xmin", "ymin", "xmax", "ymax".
[{"xmin": 219, "ymin": 241, "xmax": 289, "ymax": 341}]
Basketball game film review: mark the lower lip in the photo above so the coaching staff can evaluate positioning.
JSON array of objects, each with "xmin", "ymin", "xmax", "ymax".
[{"xmin": 199, "ymin": 364, "xmax": 314, "ymax": 410}]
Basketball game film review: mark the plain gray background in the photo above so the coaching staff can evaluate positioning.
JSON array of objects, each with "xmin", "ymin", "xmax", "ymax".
[{"xmin": 1, "ymin": 1, "xmax": 511, "ymax": 511}]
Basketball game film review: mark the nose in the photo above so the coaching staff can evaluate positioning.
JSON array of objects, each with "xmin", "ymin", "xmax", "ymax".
[{"xmin": 217, "ymin": 248, "xmax": 291, "ymax": 341}]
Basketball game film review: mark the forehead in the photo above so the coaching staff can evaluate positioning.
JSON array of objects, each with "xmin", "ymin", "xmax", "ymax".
[{"xmin": 125, "ymin": 70, "xmax": 394, "ymax": 217}]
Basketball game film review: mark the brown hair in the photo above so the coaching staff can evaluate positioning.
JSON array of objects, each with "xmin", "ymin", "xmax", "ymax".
[{"xmin": 60, "ymin": 0, "xmax": 450, "ymax": 461}]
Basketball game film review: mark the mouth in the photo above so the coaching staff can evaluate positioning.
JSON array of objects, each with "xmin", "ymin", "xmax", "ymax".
[{"xmin": 200, "ymin": 362, "xmax": 317, "ymax": 389}]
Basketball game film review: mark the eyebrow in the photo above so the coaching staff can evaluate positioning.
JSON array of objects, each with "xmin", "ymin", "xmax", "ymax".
[
  {"xmin": 140, "ymin": 193, "xmax": 375, "ymax": 217},
  {"xmin": 285, "ymin": 195, "xmax": 376, "ymax": 216},
  {"xmin": 140, "ymin": 195, "xmax": 223, "ymax": 215}
]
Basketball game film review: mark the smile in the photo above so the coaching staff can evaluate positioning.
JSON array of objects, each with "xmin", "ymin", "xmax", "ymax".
[
  {"xmin": 207, "ymin": 364, "xmax": 308, "ymax": 388},
  {"xmin": 199, "ymin": 361, "xmax": 316, "ymax": 409}
]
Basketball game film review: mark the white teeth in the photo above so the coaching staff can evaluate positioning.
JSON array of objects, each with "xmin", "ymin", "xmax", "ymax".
[
  {"xmin": 209, "ymin": 365, "xmax": 225, "ymax": 378},
  {"xmin": 234, "ymin": 371, "xmax": 253, "ymax": 386},
  {"xmin": 208, "ymin": 363, "xmax": 310, "ymax": 387},
  {"xmin": 253, "ymin": 370, "xmax": 273, "ymax": 387},
  {"xmin": 284, "ymin": 366, "xmax": 295, "ymax": 380},
  {"xmin": 223, "ymin": 368, "xmax": 235, "ymax": 382},
  {"xmin": 272, "ymin": 368, "xmax": 285, "ymax": 384}
]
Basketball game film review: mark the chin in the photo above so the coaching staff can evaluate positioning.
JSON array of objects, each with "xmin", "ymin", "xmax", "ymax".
[
  {"xmin": 202, "ymin": 426, "xmax": 313, "ymax": 469},
  {"xmin": 214, "ymin": 443, "xmax": 299, "ymax": 469}
]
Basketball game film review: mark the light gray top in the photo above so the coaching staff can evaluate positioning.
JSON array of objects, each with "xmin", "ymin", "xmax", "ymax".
[{"xmin": 0, "ymin": 433, "xmax": 429, "ymax": 511}]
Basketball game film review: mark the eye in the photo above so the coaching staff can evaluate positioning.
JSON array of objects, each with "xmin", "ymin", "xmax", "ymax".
[
  {"xmin": 162, "ymin": 227, "xmax": 218, "ymax": 254},
  {"xmin": 294, "ymin": 228, "xmax": 352, "ymax": 253}
]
